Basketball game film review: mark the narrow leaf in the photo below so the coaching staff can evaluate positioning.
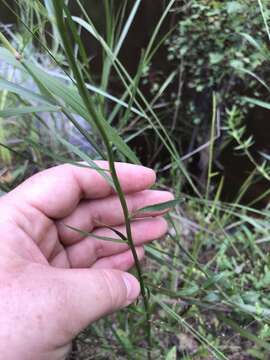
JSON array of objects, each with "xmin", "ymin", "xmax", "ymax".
[
  {"xmin": 57, "ymin": 136, "xmax": 114, "ymax": 188},
  {"xmin": 156, "ymin": 299, "xmax": 229, "ymax": 360},
  {"xmin": 0, "ymin": 47, "xmax": 140, "ymax": 164},
  {"xmin": 0, "ymin": 79, "xmax": 53, "ymax": 105},
  {"xmin": 0, "ymin": 105, "xmax": 59, "ymax": 118},
  {"xmin": 136, "ymin": 199, "xmax": 183, "ymax": 214},
  {"xmin": 243, "ymin": 97, "xmax": 270, "ymax": 110},
  {"xmin": 63, "ymin": 224, "xmax": 125, "ymax": 243},
  {"xmin": 94, "ymin": 222, "xmax": 128, "ymax": 242}
]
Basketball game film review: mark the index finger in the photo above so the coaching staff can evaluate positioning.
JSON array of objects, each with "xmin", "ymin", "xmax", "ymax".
[{"xmin": 5, "ymin": 161, "xmax": 156, "ymax": 219}]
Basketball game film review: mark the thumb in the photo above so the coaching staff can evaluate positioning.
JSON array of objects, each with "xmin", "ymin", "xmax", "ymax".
[{"xmin": 55, "ymin": 268, "xmax": 140, "ymax": 336}]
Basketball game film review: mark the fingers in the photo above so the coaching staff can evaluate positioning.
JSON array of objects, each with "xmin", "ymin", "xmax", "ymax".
[
  {"xmin": 54, "ymin": 267, "xmax": 140, "ymax": 337},
  {"xmin": 52, "ymin": 217, "xmax": 167, "ymax": 268},
  {"xmin": 5, "ymin": 162, "xmax": 156, "ymax": 219},
  {"xmin": 92, "ymin": 246, "xmax": 145, "ymax": 271},
  {"xmin": 57, "ymin": 190, "xmax": 173, "ymax": 245}
]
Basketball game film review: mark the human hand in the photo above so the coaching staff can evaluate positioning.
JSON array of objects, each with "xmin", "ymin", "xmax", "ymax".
[{"xmin": 0, "ymin": 162, "xmax": 173, "ymax": 359}]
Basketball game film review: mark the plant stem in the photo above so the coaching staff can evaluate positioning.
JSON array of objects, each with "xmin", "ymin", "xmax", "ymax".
[{"xmin": 52, "ymin": 1, "xmax": 152, "ymax": 358}]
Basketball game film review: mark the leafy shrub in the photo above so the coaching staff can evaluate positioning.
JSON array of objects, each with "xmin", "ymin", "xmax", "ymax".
[{"xmin": 165, "ymin": 0, "xmax": 269, "ymax": 125}]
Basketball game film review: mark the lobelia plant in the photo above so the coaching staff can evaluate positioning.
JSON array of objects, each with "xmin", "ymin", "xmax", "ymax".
[
  {"xmin": 51, "ymin": 1, "xmax": 153, "ymax": 357},
  {"xmin": 3, "ymin": 1, "xmax": 270, "ymax": 359},
  {"xmin": 0, "ymin": 0, "xmax": 180, "ymax": 358}
]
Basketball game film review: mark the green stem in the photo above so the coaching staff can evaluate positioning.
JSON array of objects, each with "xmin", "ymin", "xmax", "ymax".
[{"xmin": 52, "ymin": 1, "xmax": 152, "ymax": 358}]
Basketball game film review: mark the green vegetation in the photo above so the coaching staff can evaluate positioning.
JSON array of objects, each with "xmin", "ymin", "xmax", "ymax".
[{"xmin": 0, "ymin": 0, "xmax": 270, "ymax": 358}]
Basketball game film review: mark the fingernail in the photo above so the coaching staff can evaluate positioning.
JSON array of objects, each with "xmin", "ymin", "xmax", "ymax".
[{"xmin": 122, "ymin": 273, "xmax": 140, "ymax": 302}]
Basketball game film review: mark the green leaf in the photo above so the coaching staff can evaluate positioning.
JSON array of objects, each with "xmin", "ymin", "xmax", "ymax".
[
  {"xmin": 0, "ymin": 47, "xmax": 22, "ymax": 67},
  {"xmin": 230, "ymin": 59, "xmax": 244, "ymax": 69},
  {"xmin": 0, "ymin": 79, "xmax": 53, "ymax": 105},
  {"xmin": 156, "ymin": 299, "xmax": 229, "ymax": 360},
  {"xmin": 53, "ymin": 1, "xmax": 140, "ymax": 164},
  {"xmin": 165, "ymin": 346, "xmax": 177, "ymax": 360},
  {"xmin": 112, "ymin": 328, "xmax": 134, "ymax": 357},
  {"xmin": 234, "ymin": 67, "xmax": 270, "ymax": 92},
  {"xmin": 209, "ymin": 53, "xmax": 224, "ymax": 65},
  {"xmin": 57, "ymin": 136, "xmax": 114, "ymax": 188},
  {"xmin": 240, "ymin": 33, "xmax": 265, "ymax": 56},
  {"xmin": 99, "ymin": 224, "xmax": 128, "ymax": 242},
  {"xmin": 81, "ymin": 219, "xmax": 127, "ymax": 242},
  {"xmin": 71, "ymin": 18, "xmax": 200, "ymax": 196},
  {"xmin": 84, "ymin": 82, "xmax": 145, "ymax": 118},
  {"xmin": 243, "ymin": 97, "xmax": 270, "ymax": 110},
  {"xmin": 62, "ymin": 2, "xmax": 88, "ymax": 66},
  {"xmin": 63, "ymin": 224, "xmax": 125, "ymax": 243},
  {"xmin": 135, "ymin": 199, "xmax": 182, "ymax": 214},
  {"xmin": 32, "ymin": 68, "xmax": 139, "ymax": 164},
  {"xmin": 0, "ymin": 47, "xmax": 140, "ymax": 164},
  {"xmin": 201, "ymin": 272, "xmax": 226, "ymax": 289},
  {"xmin": 113, "ymin": 0, "xmax": 141, "ymax": 57},
  {"xmin": 0, "ymin": 105, "xmax": 59, "ymax": 118},
  {"xmin": 177, "ymin": 285, "xmax": 200, "ymax": 297}
]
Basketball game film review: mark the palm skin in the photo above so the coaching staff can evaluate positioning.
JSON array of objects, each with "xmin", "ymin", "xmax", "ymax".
[{"xmin": 0, "ymin": 162, "xmax": 173, "ymax": 359}]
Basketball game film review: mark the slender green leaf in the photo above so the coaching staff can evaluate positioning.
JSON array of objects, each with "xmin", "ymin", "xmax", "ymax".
[
  {"xmin": 63, "ymin": 224, "xmax": 125, "ymax": 244},
  {"xmin": 243, "ymin": 97, "xmax": 270, "ymax": 110},
  {"xmin": 240, "ymin": 32, "xmax": 267, "ymax": 57},
  {"xmin": 57, "ymin": 136, "xmax": 114, "ymax": 188},
  {"xmin": 156, "ymin": 299, "xmax": 229, "ymax": 360},
  {"xmin": 136, "ymin": 199, "xmax": 183, "ymax": 214},
  {"xmin": 97, "ymin": 224, "xmax": 128, "ymax": 242},
  {"xmin": 71, "ymin": 16, "xmax": 200, "ymax": 196},
  {"xmin": 113, "ymin": 0, "xmax": 141, "ymax": 58},
  {"xmin": 234, "ymin": 67, "xmax": 270, "ymax": 92},
  {"xmin": 0, "ymin": 79, "xmax": 53, "ymax": 105},
  {"xmin": 257, "ymin": 0, "xmax": 270, "ymax": 42},
  {"xmin": 0, "ymin": 105, "xmax": 59, "ymax": 117},
  {"xmin": 0, "ymin": 47, "xmax": 140, "ymax": 164}
]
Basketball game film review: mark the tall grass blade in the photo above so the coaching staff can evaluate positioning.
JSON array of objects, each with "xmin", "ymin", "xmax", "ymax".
[
  {"xmin": 0, "ymin": 105, "xmax": 59, "ymax": 117},
  {"xmin": 113, "ymin": 0, "xmax": 141, "ymax": 58},
  {"xmin": 243, "ymin": 97, "xmax": 270, "ymax": 110},
  {"xmin": 157, "ymin": 299, "xmax": 229, "ymax": 360},
  {"xmin": 257, "ymin": 0, "xmax": 270, "ymax": 42},
  {"xmin": 57, "ymin": 137, "xmax": 114, "ymax": 187},
  {"xmin": 0, "ymin": 79, "xmax": 53, "ymax": 105}
]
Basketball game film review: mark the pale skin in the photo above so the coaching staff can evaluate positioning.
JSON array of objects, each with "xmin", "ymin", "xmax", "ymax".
[{"xmin": 0, "ymin": 162, "xmax": 173, "ymax": 360}]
